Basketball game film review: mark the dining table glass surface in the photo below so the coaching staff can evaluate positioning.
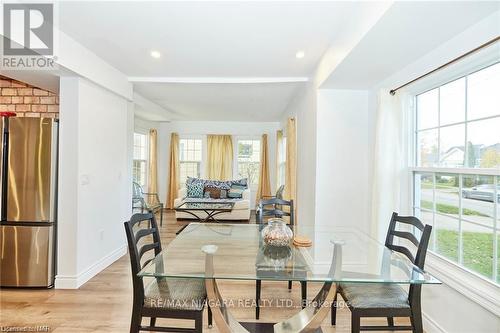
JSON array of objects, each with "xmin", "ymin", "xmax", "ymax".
[{"xmin": 138, "ymin": 223, "xmax": 440, "ymax": 285}]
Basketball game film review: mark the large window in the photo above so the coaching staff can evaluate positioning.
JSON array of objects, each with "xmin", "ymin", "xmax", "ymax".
[
  {"xmin": 237, "ymin": 139, "xmax": 261, "ymax": 186},
  {"xmin": 133, "ymin": 133, "xmax": 148, "ymax": 187},
  {"xmin": 179, "ymin": 138, "xmax": 202, "ymax": 185},
  {"xmin": 413, "ymin": 63, "xmax": 500, "ymax": 284}
]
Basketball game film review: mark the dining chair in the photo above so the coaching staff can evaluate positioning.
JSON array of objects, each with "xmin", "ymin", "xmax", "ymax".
[
  {"xmin": 133, "ymin": 182, "xmax": 164, "ymax": 226},
  {"xmin": 255, "ymin": 198, "xmax": 306, "ymax": 319},
  {"xmin": 330, "ymin": 212, "xmax": 432, "ymax": 333},
  {"xmin": 124, "ymin": 213, "xmax": 211, "ymax": 333}
]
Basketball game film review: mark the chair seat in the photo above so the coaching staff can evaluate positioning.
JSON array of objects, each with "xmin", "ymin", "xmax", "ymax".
[
  {"xmin": 340, "ymin": 283, "xmax": 410, "ymax": 309},
  {"xmin": 144, "ymin": 278, "xmax": 206, "ymax": 311}
]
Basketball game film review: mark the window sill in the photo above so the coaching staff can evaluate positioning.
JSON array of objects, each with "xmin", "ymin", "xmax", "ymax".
[{"xmin": 425, "ymin": 252, "xmax": 500, "ymax": 316}]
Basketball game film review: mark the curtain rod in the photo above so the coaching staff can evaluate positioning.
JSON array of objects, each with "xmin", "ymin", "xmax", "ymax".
[{"xmin": 389, "ymin": 36, "xmax": 500, "ymax": 95}]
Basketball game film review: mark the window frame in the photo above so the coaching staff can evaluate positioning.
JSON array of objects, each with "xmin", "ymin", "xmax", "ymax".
[
  {"xmin": 179, "ymin": 136, "xmax": 204, "ymax": 185},
  {"xmin": 133, "ymin": 131, "xmax": 149, "ymax": 188},
  {"xmin": 234, "ymin": 136, "xmax": 261, "ymax": 188},
  {"xmin": 409, "ymin": 61, "xmax": 500, "ymax": 287}
]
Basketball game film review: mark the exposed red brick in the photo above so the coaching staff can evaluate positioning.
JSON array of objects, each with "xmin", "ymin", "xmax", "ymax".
[
  {"xmin": 0, "ymin": 79, "xmax": 11, "ymax": 87},
  {"xmin": 15, "ymin": 104, "xmax": 31, "ymax": 112},
  {"xmin": 24, "ymin": 96, "xmax": 40, "ymax": 104},
  {"xmin": 45, "ymin": 113, "xmax": 57, "ymax": 118},
  {"xmin": 17, "ymin": 88, "xmax": 33, "ymax": 96},
  {"xmin": 47, "ymin": 105, "xmax": 59, "ymax": 113},
  {"xmin": 11, "ymin": 81, "xmax": 27, "ymax": 88},
  {"xmin": 0, "ymin": 104, "xmax": 16, "ymax": 112},
  {"xmin": 0, "ymin": 96, "xmax": 12, "ymax": 103},
  {"xmin": 33, "ymin": 89, "xmax": 48, "ymax": 96},
  {"xmin": 24, "ymin": 112, "xmax": 40, "ymax": 118},
  {"xmin": 15, "ymin": 112, "xmax": 24, "ymax": 117},
  {"xmin": 40, "ymin": 96, "xmax": 56, "ymax": 104},
  {"xmin": 1, "ymin": 88, "xmax": 17, "ymax": 96},
  {"xmin": 11, "ymin": 96, "xmax": 23, "ymax": 104},
  {"xmin": 31, "ymin": 104, "xmax": 47, "ymax": 112}
]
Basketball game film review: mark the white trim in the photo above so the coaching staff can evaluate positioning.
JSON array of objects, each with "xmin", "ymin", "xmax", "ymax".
[
  {"xmin": 55, "ymin": 245, "xmax": 127, "ymax": 289},
  {"xmin": 425, "ymin": 252, "xmax": 500, "ymax": 316},
  {"xmin": 422, "ymin": 311, "xmax": 448, "ymax": 333},
  {"xmin": 128, "ymin": 77, "xmax": 309, "ymax": 84},
  {"xmin": 411, "ymin": 167, "xmax": 500, "ymax": 176}
]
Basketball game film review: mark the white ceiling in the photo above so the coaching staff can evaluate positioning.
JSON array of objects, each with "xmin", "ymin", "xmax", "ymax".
[
  {"xmin": 133, "ymin": 81, "xmax": 304, "ymax": 122},
  {"xmin": 59, "ymin": 1, "xmax": 388, "ymax": 77},
  {"xmin": 322, "ymin": 1, "xmax": 500, "ymax": 89}
]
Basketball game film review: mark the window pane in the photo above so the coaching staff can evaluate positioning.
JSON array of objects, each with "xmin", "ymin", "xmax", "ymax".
[
  {"xmin": 414, "ymin": 173, "xmax": 433, "ymax": 210},
  {"xmin": 497, "ymin": 230, "xmax": 500, "ymax": 284},
  {"xmin": 440, "ymin": 78, "xmax": 465, "ymax": 126},
  {"xmin": 435, "ymin": 214, "xmax": 459, "ymax": 262},
  {"xmin": 462, "ymin": 222, "xmax": 493, "ymax": 280},
  {"xmin": 467, "ymin": 117, "xmax": 500, "ymax": 168},
  {"xmin": 467, "ymin": 63, "xmax": 500, "ymax": 121},
  {"xmin": 439, "ymin": 124, "xmax": 465, "ymax": 167},
  {"xmin": 435, "ymin": 174, "xmax": 460, "ymax": 219},
  {"xmin": 417, "ymin": 88, "xmax": 439, "ymax": 130},
  {"xmin": 462, "ymin": 175, "xmax": 495, "ymax": 227},
  {"xmin": 414, "ymin": 208, "xmax": 434, "ymax": 250},
  {"xmin": 417, "ymin": 129, "xmax": 438, "ymax": 167}
]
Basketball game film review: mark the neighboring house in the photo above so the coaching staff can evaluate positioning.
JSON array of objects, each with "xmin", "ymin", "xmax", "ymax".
[{"xmin": 440, "ymin": 143, "xmax": 500, "ymax": 167}]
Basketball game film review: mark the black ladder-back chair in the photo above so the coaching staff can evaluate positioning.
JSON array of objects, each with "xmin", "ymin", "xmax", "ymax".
[
  {"xmin": 255, "ymin": 198, "xmax": 306, "ymax": 320},
  {"xmin": 331, "ymin": 212, "xmax": 432, "ymax": 333},
  {"xmin": 124, "ymin": 213, "xmax": 211, "ymax": 333}
]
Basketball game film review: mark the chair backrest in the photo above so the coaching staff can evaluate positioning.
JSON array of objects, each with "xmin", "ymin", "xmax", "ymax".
[
  {"xmin": 384, "ymin": 212, "xmax": 432, "ymax": 308},
  {"xmin": 256, "ymin": 198, "xmax": 294, "ymax": 226},
  {"xmin": 124, "ymin": 213, "xmax": 162, "ymax": 301},
  {"xmin": 132, "ymin": 182, "xmax": 144, "ymax": 200},
  {"xmin": 275, "ymin": 185, "xmax": 285, "ymax": 199}
]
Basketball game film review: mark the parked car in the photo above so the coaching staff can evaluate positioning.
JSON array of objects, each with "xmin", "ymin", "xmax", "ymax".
[{"xmin": 462, "ymin": 184, "xmax": 500, "ymax": 203}]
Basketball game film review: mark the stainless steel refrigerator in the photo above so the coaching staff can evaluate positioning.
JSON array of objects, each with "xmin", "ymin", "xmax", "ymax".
[{"xmin": 0, "ymin": 116, "xmax": 58, "ymax": 288}]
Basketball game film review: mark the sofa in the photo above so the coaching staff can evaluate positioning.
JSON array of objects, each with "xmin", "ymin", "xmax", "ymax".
[{"xmin": 174, "ymin": 187, "xmax": 251, "ymax": 221}]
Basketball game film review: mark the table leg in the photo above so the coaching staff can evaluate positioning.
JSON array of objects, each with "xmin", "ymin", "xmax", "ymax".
[{"xmin": 175, "ymin": 210, "xmax": 202, "ymax": 235}]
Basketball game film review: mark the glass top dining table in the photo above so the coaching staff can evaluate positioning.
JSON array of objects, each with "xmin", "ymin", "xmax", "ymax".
[{"xmin": 138, "ymin": 223, "xmax": 440, "ymax": 285}]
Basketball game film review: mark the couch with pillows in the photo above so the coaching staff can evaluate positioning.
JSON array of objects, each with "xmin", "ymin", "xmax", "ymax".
[{"xmin": 174, "ymin": 177, "xmax": 251, "ymax": 221}]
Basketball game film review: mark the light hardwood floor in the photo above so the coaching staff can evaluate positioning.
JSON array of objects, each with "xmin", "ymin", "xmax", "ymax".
[{"xmin": 0, "ymin": 211, "xmax": 412, "ymax": 332}]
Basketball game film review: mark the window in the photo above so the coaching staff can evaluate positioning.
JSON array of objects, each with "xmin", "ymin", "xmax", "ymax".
[
  {"xmin": 133, "ymin": 133, "xmax": 148, "ymax": 187},
  {"xmin": 237, "ymin": 139, "xmax": 261, "ymax": 186},
  {"xmin": 179, "ymin": 138, "xmax": 202, "ymax": 185},
  {"xmin": 277, "ymin": 137, "xmax": 287, "ymax": 187},
  {"xmin": 413, "ymin": 63, "xmax": 500, "ymax": 284}
]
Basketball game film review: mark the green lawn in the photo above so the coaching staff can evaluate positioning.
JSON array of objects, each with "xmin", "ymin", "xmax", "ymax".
[
  {"xmin": 421, "ymin": 200, "xmax": 489, "ymax": 217},
  {"xmin": 435, "ymin": 229, "xmax": 499, "ymax": 282}
]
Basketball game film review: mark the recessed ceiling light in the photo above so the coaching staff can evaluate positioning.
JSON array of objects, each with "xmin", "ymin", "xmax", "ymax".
[
  {"xmin": 295, "ymin": 51, "xmax": 305, "ymax": 59},
  {"xmin": 150, "ymin": 50, "xmax": 161, "ymax": 59}
]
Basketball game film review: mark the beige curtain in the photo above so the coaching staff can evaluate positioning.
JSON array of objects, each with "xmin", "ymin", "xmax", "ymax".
[
  {"xmin": 167, "ymin": 133, "xmax": 180, "ymax": 209},
  {"xmin": 256, "ymin": 134, "xmax": 271, "ymax": 201},
  {"xmin": 207, "ymin": 135, "xmax": 233, "ymax": 180},
  {"xmin": 284, "ymin": 118, "xmax": 297, "ymax": 203},
  {"xmin": 276, "ymin": 130, "xmax": 283, "ymax": 190},
  {"xmin": 148, "ymin": 129, "xmax": 158, "ymax": 199}
]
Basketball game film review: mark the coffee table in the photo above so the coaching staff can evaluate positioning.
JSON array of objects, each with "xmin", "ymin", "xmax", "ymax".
[{"xmin": 174, "ymin": 201, "xmax": 235, "ymax": 234}]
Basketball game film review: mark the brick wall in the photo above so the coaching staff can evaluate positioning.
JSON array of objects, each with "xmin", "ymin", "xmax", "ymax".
[{"xmin": 0, "ymin": 75, "xmax": 59, "ymax": 118}]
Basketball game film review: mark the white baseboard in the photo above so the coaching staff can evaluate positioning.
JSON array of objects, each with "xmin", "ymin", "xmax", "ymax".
[
  {"xmin": 423, "ymin": 311, "xmax": 447, "ymax": 333},
  {"xmin": 55, "ymin": 244, "xmax": 127, "ymax": 289}
]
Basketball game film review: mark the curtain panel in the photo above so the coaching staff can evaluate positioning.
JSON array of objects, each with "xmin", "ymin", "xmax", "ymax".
[
  {"xmin": 371, "ymin": 90, "xmax": 412, "ymax": 242},
  {"xmin": 256, "ymin": 134, "xmax": 271, "ymax": 201},
  {"xmin": 276, "ymin": 130, "xmax": 283, "ymax": 190},
  {"xmin": 206, "ymin": 135, "xmax": 233, "ymax": 180},
  {"xmin": 167, "ymin": 133, "xmax": 180, "ymax": 209},
  {"xmin": 148, "ymin": 129, "xmax": 158, "ymax": 200},
  {"xmin": 284, "ymin": 118, "xmax": 297, "ymax": 203}
]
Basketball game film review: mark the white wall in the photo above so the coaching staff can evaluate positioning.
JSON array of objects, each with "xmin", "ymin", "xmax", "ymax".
[
  {"xmin": 156, "ymin": 121, "xmax": 280, "ymax": 207},
  {"xmin": 367, "ymin": 11, "xmax": 500, "ymax": 333},
  {"xmin": 57, "ymin": 77, "xmax": 132, "ymax": 289}
]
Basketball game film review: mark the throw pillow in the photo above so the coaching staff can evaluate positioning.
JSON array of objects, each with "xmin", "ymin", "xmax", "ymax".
[
  {"xmin": 231, "ymin": 178, "xmax": 248, "ymax": 188},
  {"xmin": 204, "ymin": 186, "xmax": 221, "ymax": 199},
  {"xmin": 187, "ymin": 181, "xmax": 204, "ymax": 198},
  {"xmin": 228, "ymin": 184, "xmax": 246, "ymax": 199}
]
